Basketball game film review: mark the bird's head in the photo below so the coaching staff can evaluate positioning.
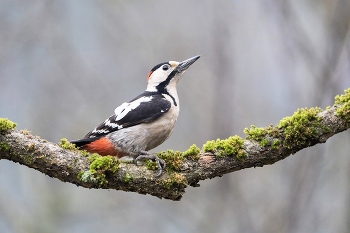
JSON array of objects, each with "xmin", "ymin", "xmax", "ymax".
[{"xmin": 146, "ymin": 55, "xmax": 200, "ymax": 92}]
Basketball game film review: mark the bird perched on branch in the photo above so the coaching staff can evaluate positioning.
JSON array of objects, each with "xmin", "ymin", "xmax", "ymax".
[{"xmin": 71, "ymin": 55, "xmax": 200, "ymax": 176}]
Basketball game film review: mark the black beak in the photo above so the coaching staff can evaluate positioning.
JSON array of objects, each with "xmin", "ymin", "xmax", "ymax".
[{"xmin": 177, "ymin": 55, "xmax": 200, "ymax": 72}]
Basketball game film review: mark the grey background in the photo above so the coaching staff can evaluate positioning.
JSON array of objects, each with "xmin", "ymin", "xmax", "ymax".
[{"xmin": 1, "ymin": 1, "xmax": 350, "ymax": 232}]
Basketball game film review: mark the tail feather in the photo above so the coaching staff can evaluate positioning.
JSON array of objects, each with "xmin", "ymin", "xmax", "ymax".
[{"xmin": 70, "ymin": 137, "xmax": 102, "ymax": 148}]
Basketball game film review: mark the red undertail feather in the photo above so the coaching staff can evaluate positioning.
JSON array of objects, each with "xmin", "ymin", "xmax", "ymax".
[{"xmin": 82, "ymin": 137, "xmax": 118, "ymax": 157}]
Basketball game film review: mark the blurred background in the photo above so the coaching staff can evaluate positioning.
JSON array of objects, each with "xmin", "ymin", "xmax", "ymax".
[{"xmin": 1, "ymin": 0, "xmax": 350, "ymax": 232}]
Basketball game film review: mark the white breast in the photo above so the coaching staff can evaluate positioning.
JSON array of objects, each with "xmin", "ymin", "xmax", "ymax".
[{"xmin": 107, "ymin": 92, "xmax": 180, "ymax": 158}]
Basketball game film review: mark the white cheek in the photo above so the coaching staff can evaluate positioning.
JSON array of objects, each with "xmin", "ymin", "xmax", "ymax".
[
  {"xmin": 149, "ymin": 69, "xmax": 171, "ymax": 83},
  {"xmin": 154, "ymin": 73, "xmax": 165, "ymax": 83}
]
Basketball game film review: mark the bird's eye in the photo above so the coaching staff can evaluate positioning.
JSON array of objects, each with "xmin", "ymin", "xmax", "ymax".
[{"xmin": 162, "ymin": 65, "xmax": 169, "ymax": 71}]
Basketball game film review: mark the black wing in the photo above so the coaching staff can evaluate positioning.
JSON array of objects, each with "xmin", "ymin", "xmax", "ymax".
[{"xmin": 84, "ymin": 92, "xmax": 171, "ymax": 138}]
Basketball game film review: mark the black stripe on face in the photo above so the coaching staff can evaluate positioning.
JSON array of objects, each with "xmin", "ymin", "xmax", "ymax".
[
  {"xmin": 156, "ymin": 69, "xmax": 177, "ymax": 91},
  {"xmin": 151, "ymin": 62, "xmax": 170, "ymax": 72},
  {"xmin": 149, "ymin": 61, "xmax": 179, "ymax": 106},
  {"xmin": 155, "ymin": 69, "xmax": 178, "ymax": 106}
]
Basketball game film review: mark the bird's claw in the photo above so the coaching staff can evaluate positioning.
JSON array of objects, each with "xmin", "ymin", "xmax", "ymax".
[
  {"xmin": 155, "ymin": 159, "xmax": 166, "ymax": 177},
  {"xmin": 134, "ymin": 155, "xmax": 144, "ymax": 166},
  {"xmin": 135, "ymin": 153, "xmax": 166, "ymax": 177}
]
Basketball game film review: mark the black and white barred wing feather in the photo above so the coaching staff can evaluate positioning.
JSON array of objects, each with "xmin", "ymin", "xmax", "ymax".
[{"xmin": 84, "ymin": 93, "xmax": 171, "ymax": 139}]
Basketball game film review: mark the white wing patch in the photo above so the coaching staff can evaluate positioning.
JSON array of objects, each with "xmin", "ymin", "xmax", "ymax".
[
  {"xmin": 90, "ymin": 129, "xmax": 110, "ymax": 136},
  {"xmin": 104, "ymin": 119, "xmax": 123, "ymax": 130},
  {"xmin": 114, "ymin": 102, "xmax": 129, "ymax": 116},
  {"xmin": 84, "ymin": 93, "xmax": 170, "ymax": 139},
  {"xmin": 115, "ymin": 96, "xmax": 153, "ymax": 121}
]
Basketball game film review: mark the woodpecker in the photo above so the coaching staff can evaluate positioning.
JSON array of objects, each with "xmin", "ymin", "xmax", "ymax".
[{"xmin": 70, "ymin": 55, "xmax": 200, "ymax": 177}]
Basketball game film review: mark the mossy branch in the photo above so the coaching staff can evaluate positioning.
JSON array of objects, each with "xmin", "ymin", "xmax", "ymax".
[{"xmin": 1, "ymin": 89, "xmax": 350, "ymax": 201}]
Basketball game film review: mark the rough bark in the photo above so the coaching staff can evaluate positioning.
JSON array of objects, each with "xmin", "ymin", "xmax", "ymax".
[{"xmin": 0, "ymin": 103, "xmax": 349, "ymax": 201}]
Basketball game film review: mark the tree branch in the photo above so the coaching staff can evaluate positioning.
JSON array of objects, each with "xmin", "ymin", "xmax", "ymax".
[{"xmin": 1, "ymin": 94, "xmax": 349, "ymax": 201}]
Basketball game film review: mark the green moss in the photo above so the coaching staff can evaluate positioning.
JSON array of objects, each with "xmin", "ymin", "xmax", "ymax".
[
  {"xmin": 59, "ymin": 138, "xmax": 77, "ymax": 150},
  {"xmin": 278, "ymin": 107, "xmax": 324, "ymax": 149},
  {"xmin": 203, "ymin": 136, "xmax": 247, "ymax": 161},
  {"xmin": 156, "ymin": 150, "xmax": 184, "ymax": 171},
  {"xmin": 18, "ymin": 153, "xmax": 34, "ymax": 164},
  {"xmin": 145, "ymin": 160, "xmax": 158, "ymax": 170},
  {"xmin": 27, "ymin": 155, "xmax": 34, "ymax": 164},
  {"xmin": 336, "ymin": 102, "xmax": 350, "ymax": 124},
  {"xmin": 58, "ymin": 138, "xmax": 90, "ymax": 156},
  {"xmin": 244, "ymin": 124, "xmax": 280, "ymax": 150},
  {"xmin": 333, "ymin": 88, "xmax": 350, "ymax": 124},
  {"xmin": 90, "ymin": 155, "xmax": 120, "ymax": 187},
  {"xmin": 78, "ymin": 154, "xmax": 120, "ymax": 186},
  {"xmin": 143, "ymin": 149, "xmax": 186, "ymax": 172},
  {"xmin": 244, "ymin": 125, "xmax": 268, "ymax": 141},
  {"xmin": 335, "ymin": 88, "xmax": 350, "ymax": 104},
  {"xmin": 78, "ymin": 171, "xmax": 84, "ymax": 180},
  {"xmin": 0, "ymin": 142, "xmax": 10, "ymax": 151},
  {"xmin": 244, "ymin": 124, "xmax": 280, "ymax": 141},
  {"xmin": 260, "ymin": 138, "xmax": 270, "ymax": 147},
  {"xmin": 124, "ymin": 173, "xmax": 134, "ymax": 182},
  {"xmin": 163, "ymin": 172, "xmax": 187, "ymax": 189},
  {"xmin": 88, "ymin": 153, "xmax": 100, "ymax": 162},
  {"xmin": 80, "ymin": 150, "xmax": 90, "ymax": 157},
  {"xmin": 90, "ymin": 156, "xmax": 120, "ymax": 174},
  {"xmin": 271, "ymin": 139, "xmax": 281, "ymax": 150},
  {"xmin": 203, "ymin": 140, "xmax": 217, "ymax": 153},
  {"xmin": 267, "ymin": 125, "xmax": 281, "ymax": 138},
  {"xmin": 322, "ymin": 125, "xmax": 331, "ymax": 134},
  {"xmin": 183, "ymin": 144, "xmax": 201, "ymax": 160},
  {"xmin": 216, "ymin": 137, "xmax": 242, "ymax": 157},
  {"xmin": 0, "ymin": 118, "xmax": 17, "ymax": 132}
]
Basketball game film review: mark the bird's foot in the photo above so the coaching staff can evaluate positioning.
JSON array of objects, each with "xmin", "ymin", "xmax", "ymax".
[{"xmin": 135, "ymin": 151, "xmax": 166, "ymax": 177}]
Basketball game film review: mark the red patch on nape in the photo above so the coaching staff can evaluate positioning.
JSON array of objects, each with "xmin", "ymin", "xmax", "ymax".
[
  {"xmin": 147, "ymin": 71, "xmax": 153, "ymax": 81},
  {"xmin": 82, "ymin": 137, "xmax": 118, "ymax": 157}
]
